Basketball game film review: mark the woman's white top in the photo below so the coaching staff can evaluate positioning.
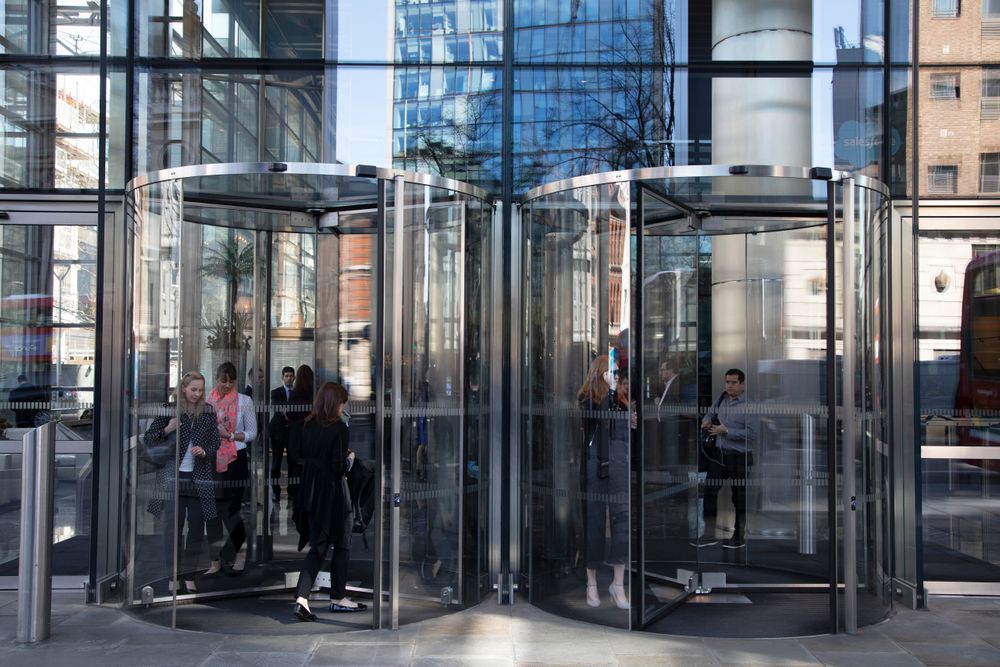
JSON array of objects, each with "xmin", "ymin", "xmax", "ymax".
[{"xmin": 234, "ymin": 393, "xmax": 257, "ymax": 451}]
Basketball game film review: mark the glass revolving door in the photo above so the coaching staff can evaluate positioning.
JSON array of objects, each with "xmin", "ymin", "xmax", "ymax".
[
  {"xmin": 122, "ymin": 163, "xmax": 493, "ymax": 632},
  {"xmin": 521, "ymin": 166, "xmax": 893, "ymax": 636}
]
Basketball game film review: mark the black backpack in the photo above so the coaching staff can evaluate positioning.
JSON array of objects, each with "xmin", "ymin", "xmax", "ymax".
[{"xmin": 347, "ymin": 458, "xmax": 375, "ymax": 539}]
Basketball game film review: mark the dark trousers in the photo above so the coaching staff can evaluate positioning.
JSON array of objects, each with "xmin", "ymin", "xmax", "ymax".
[
  {"xmin": 699, "ymin": 448, "xmax": 750, "ymax": 539},
  {"xmin": 270, "ymin": 437, "xmax": 286, "ymax": 500},
  {"xmin": 584, "ymin": 446, "xmax": 629, "ymax": 570},
  {"xmin": 296, "ymin": 515, "xmax": 351, "ymax": 599},
  {"xmin": 169, "ymin": 478, "xmax": 222, "ymax": 574},
  {"xmin": 218, "ymin": 448, "xmax": 248, "ymax": 563}
]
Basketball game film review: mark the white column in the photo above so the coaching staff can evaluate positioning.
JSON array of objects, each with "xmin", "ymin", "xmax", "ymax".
[
  {"xmin": 710, "ymin": 2, "xmax": 814, "ymax": 398},
  {"xmin": 712, "ymin": 0, "xmax": 813, "ymax": 169}
]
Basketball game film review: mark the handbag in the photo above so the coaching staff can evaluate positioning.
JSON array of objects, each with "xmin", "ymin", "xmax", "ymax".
[
  {"xmin": 701, "ymin": 392, "xmax": 727, "ymax": 451},
  {"xmin": 141, "ymin": 440, "xmax": 174, "ymax": 468}
]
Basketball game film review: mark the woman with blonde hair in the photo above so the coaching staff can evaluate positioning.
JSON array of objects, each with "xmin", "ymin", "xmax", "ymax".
[
  {"xmin": 144, "ymin": 370, "xmax": 221, "ymax": 594},
  {"xmin": 577, "ymin": 354, "xmax": 631, "ymax": 610},
  {"xmin": 293, "ymin": 381, "xmax": 364, "ymax": 621}
]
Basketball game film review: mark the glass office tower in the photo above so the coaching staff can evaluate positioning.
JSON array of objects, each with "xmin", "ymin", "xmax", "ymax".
[{"xmin": 7, "ymin": 0, "xmax": 998, "ymax": 637}]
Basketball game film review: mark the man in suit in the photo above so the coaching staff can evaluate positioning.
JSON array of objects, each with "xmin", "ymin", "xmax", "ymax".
[{"xmin": 269, "ymin": 366, "xmax": 296, "ymax": 502}]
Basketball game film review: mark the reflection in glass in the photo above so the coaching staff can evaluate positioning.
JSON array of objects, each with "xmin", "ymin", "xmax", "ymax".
[
  {"xmin": 920, "ymin": 233, "xmax": 1000, "ymax": 584},
  {"xmin": 0, "ymin": 222, "xmax": 97, "ymax": 580},
  {"xmin": 524, "ymin": 182, "xmax": 631, "ymax": 629}
]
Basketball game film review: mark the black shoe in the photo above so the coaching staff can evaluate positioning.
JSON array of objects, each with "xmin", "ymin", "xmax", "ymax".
[
  {"xmin": 329, "ymin": 601, "xmax": 368, "ymax": 613},
  {"xmin": 722, "ymin": 535, "xmax": 746, "ymax": 549},
  {"xmin": 689, "ymin": 539, "xmax": 719, "ymax": 548},
  {"xmin": 293, "ymin": 602, "xmax": 317, "ymax": 622}
]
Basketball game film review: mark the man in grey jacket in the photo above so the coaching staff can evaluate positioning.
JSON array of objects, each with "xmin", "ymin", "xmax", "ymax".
[{"xmin": 699, "ymin": 368, "xmax": 754, "ymax": 549}]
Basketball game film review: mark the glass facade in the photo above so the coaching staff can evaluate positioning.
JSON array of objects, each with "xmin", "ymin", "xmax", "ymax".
[
  {"xmin": 913, "ymin": 0, "xmax": 1000, "ymax": 595},
  {"xmin": 3, "ymin": 0, "xmax": 999, "ymax": 635}
]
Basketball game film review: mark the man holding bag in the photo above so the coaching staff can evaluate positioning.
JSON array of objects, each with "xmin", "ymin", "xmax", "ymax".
[{"xmin": 698, "ymin": 368, "xmax": 754, "ymax": 550}]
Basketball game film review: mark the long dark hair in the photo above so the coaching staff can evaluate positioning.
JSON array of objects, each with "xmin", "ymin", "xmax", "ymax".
[
  {"xmin": 305, "ymin": 382, "xmax": 347, "ymax": 426},
  {"xmin": 292, "ymin": 364, "xmax": 314, "ymax": 400}
]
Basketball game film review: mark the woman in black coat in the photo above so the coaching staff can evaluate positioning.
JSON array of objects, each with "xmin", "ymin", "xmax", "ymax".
[
  {"xmin": 144, "ymin": 370, "xmax": 221, "ymax": 594},
  {"xmin": 285, "ymin": 364, "xmax": 314, "ymax": 504},
  {"xmin": 292, "ymin": 381, "xmax": 366, "ymax": 621}
]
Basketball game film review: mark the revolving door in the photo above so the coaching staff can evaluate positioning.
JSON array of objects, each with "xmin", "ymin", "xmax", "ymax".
[
  {"xmin": 122, "ymin": 163, "xmax": 493, "ymax": 631},
  {"xmin": 521, "ymin": 166, "xmax": 894, "ymax": 636}
]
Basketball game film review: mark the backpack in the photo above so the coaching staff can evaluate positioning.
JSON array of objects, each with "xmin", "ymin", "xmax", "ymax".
[{"xmin": 347, "ymin": 458, "xmax": 375, "ymax": 541}]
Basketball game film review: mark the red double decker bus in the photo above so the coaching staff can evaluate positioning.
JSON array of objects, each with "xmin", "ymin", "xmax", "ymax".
[
  {"xmin": 956, "ymin": 251, "xmax": 1000, "ymax": 448},
  {"xmin": 0, "ymin": 293, "xmax": 54, "ymax": 365}
]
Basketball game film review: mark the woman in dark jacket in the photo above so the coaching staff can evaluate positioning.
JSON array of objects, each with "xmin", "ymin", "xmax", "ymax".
[
  {"xmin": 293, "ymin": 381, "xmax": 365, "ymax": 621},
  {"xmin": 576, "ymin": 354, "xmax": 632, "ymax": 610},
  {"xmin": 285, "ymin": 364, "xmax": 314, "ymax": 503},
  {"xmin": 144, "ymin": 370, "xmax": 221, "ymax": 594}
]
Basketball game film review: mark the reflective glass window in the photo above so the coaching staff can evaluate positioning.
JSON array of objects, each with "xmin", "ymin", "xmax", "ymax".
[
  {"xmin": 932, "ymin": 0, "xmax": 960, "ymax": 17},
  {"xmin": 980, "ymin": 153, "xmax": 1000, "ymax": 194}
]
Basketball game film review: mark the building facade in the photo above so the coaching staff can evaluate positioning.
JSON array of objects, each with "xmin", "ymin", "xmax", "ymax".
[{"xmin": 0, "ymin": 0, "xmax": 998, "ymax": 634}]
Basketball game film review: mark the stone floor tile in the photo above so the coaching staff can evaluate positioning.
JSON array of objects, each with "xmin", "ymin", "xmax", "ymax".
[
  {"xmin": 411, "ymin": 658, "xmax": 514, "ymax": 667},
  {"xmin": 510, "ymin": 618, "xmax": 607, "ymax": 643},
  {"xmin": 898, "ymin": 642, "xmax": 1000, "ymax": 667},
  {"xmin": 513, "ymin": 640, "xmax": 616, "ymax": 665},
  {"xmin": 706, "ymin": 638, "xmax": 823, "ymax": 665},
  {"xmin": 200, "ymin": 651, "xmax": 311, "ymax": 667},
  {"xmin": 414, "ymin": 636, "xmax": 514, "ymax": 659},
  {"xmin": 309, "ymin": 642, "xmax": 414, "ymax": 666},
  {"xmin": 877, "ymin": 614, "xmax": 989, "ymax": 645},
  {"xmin": 806, "ymin": 651, "xmax": 925, "ymax": 667},
  {"xmin": 218, "ymin": 635, "xmax": 321, "ymax": 652},
  {"xmin": 318, "ymin": 627, "xmax": 421, "ymax": 644},
  {"xmin": 603, "ymin": 630, "xmax": 709, "ymax": 657},
  {"xmin": 0, "ymin": 646, "xmax": 114, "ymax": 666},
  {"xmin": 615, "ymin": 656, "xmax": 721, "ymax": 667},
  {"xmin": 799, "ymin": 629, "xmax": 906, "ymax": 654},
  {"xmin": 417, "ymin": 612, "xmax": 511, "ymax": 637}
]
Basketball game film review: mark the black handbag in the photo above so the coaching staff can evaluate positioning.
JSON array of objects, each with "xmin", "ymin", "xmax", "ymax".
[{"xmin": 141, "ymin": 432, "xmax": 177, "ymax": 468}]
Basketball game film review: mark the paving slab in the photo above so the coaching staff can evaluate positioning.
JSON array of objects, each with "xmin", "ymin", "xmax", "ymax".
[
  {"xmin": 512, "ymin": 639, "xmax": 616, "ymax": 665},
  {"xmin": 806, "ymin": 651, "xmax": 925, "ymax": 667},
  {"xmin": 200, "ymin": 651, "xmax": 312, "ymax": 667},
  {"xmin": 706, "ymin": 638, "xmax": 824, "ymax": 665},
  {"xmin": 897, "ymin": 642, "xmax": 1000, "ymax": 667},
  {"xmin": 309, "ymin": 641, "xmax": 415, "ymax": 666}
]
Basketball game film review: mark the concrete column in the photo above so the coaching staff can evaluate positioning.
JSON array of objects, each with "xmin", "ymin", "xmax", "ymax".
[
  {"xmin": 710, "ymin": 1, "xmax": 813, "ymax": 398},
  {"xmin": 712, "ymin": 0, "xmax": 812, "ymax": 169}
]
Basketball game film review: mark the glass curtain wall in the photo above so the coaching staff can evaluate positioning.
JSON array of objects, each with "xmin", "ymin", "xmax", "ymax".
[{"xmin": 0, "ymin": 221, "xmax": 98, "ymax": 584}]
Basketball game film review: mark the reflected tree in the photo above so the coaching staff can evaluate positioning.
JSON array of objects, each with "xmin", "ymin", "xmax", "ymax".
[{"xmin": 546, "ymin": 0, "xmax": 677, "ymax": 174}]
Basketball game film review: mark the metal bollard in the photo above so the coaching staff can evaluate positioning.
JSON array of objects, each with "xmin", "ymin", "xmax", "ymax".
[{"xmin": 17, "ymin": 422, "xmax": 56, "ymax": 643}]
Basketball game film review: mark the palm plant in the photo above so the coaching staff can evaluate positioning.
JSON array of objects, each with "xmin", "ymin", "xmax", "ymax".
[{"xmin": 200, "ymin": 235, "xmax": 255, "ymax": 376}]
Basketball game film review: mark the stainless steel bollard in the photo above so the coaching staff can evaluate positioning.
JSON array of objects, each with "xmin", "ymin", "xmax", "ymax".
[{"xmin": 17, "ymin": 422, "xmax": 56, "ymax": 643}]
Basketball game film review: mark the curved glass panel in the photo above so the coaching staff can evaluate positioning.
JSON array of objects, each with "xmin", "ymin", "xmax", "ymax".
[
  {"xmin": 522, "ymin": 168, "xmax": 893, "ymax": 636},
  {"xmin": 123, "ymin": 165, "xmax": 491, "ymax": 631}
]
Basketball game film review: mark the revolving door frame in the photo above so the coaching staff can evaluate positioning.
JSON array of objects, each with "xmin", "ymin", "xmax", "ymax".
[
  {"xmin": 520, "ymin": 165, "xmax": 893, "ymax": 635},
  {"xmin": 123, "ymin": 161, "xmax": 493, "ymax": 631}
]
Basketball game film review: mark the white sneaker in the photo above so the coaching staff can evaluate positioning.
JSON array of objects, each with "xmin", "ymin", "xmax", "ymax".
[
  {"xmin": 233, "ymin": 552, "xmax": 246, "ymax": 572},
  {"xmin": 608, "ymin": 584, "xmax": 629, "ymax": 610},
  {"xmin": 586, "ymin": 584, "xmax": 600, "ymax": 607}
]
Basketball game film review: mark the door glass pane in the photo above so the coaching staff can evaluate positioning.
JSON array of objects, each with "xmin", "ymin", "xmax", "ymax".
[
  {"xmin": 638, "ymin": 189, "xmax": 700, "ymax": 622},
  {"xmin": 128, "ymin": 180, "xmax": 183, "ymax": 610},
  {"xmin": 524, "ymin": 182, "xmax": 631, "ymax": 629},
  {"xmin": 394, "ymin": 182, "xmax": 466, "ymax": 622}
]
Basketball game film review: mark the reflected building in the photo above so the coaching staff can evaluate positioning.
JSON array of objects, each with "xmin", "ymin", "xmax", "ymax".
[{"xmin": 5, "ymin": 0, "xmax": 1000, "ymax": 639}]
